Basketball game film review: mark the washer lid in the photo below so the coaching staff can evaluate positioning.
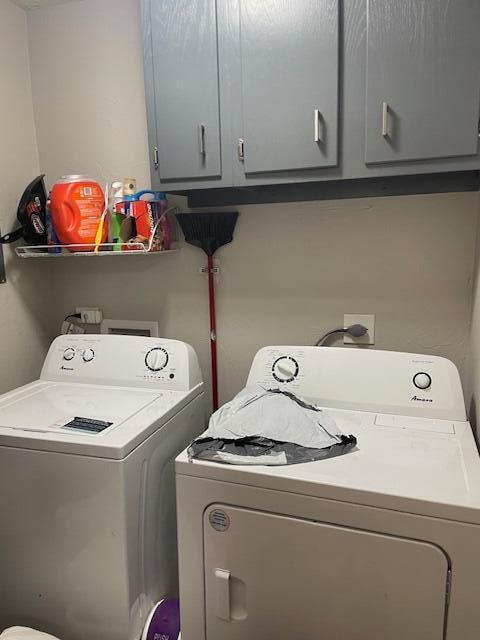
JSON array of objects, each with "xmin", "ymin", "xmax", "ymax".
[
  {"xmin": 0, "ymin": 380, "xmax": 200, "ymax": 458},
  {"xmin": 0, "ymin": 383, "xmax": 159, "ymax": 432}
]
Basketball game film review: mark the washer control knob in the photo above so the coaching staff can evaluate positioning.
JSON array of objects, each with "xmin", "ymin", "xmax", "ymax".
[
  {"xmin": 83, "ymin": 348, "xmax": 95, "ymax": 363},
  {"xmin": 145, "ymin": 347, "xmax": 169, "ymax": 372},
  {"xmin": 63, "ymin": 348, "xmax": 75, "ymax": 361},
  {"xmin": 272, "ymin": 356, "xmax": 299, "ymax": 383},
  {"xmin": 413, "ymin": 372, "xmax": 432, "ymax": 390}
]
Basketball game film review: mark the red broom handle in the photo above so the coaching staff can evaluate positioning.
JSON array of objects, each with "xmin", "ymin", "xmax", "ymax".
[{"xmin": 207, "ymin": 255, "xmax": 219, "ymax": 411}]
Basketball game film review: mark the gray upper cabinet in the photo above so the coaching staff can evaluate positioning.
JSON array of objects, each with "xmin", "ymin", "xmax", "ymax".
[
  {"xmin": 237, "ymin": 0, "xmax": 339, "ymax": 175},
  {"xmin": 144, "ymin": 0, "xmax": 221, "ymax": 182},
  {"xmin": 365, "ymin": 0, "xmax": 480, "ymax": 165}
]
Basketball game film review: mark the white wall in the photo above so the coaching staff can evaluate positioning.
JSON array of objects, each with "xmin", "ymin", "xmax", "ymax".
[
  {"xmin": 26, "ymin": 0, "xmax": 479, "ymax": 408},
  {"xmin": 28, "ymin": 0, "xmax": 150, "ymax": 188},
  {"xmin": 0, "ymin": 0, "xmax": 54, "ymax": 393}
]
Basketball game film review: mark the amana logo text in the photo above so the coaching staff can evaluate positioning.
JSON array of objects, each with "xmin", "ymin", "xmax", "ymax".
[{"xmin": 411, "ymin": 395, "xmax": 433, "ymax": 403}]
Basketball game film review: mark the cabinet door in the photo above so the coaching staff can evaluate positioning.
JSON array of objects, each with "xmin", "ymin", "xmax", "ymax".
[
  {"xmin": 237, "ymin": 0, "xmax": 339, "ymax": 175},
  {"xmin": 365, "ymin": 0, "xmax": 480, "ymax": 164},
  {"xmin": 147, "ymin": 0, "xmax": 221, "ymax": 182},
  {"xmin": 204, "ymin": 505, "xmax": 449, "ymax": 640}
]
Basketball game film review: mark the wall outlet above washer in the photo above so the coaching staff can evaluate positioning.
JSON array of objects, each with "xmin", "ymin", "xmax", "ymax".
[
  {"xmin": 344, "ymin": 314, "xmax": 375, "ymax": 345},
  {"xmin": 76, "ymin": 307, "xmax": 103, "ymax": 324}
]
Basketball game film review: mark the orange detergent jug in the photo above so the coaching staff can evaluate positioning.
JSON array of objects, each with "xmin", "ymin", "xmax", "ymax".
[{"xmin": 51, "ymin": 175, "xmax": 106, "ymax": 251}]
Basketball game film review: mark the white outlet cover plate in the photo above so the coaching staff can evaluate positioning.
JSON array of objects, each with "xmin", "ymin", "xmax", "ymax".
[
  {"xmin": 76, "ymin": 307, "xmax": 103, "ymax": 325},
  {"xmin": 344, "ymin": 314, "xmax": 375, "ymax": 345}
]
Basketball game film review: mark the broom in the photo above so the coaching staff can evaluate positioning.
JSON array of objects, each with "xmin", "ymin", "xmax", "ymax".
[{"xmin": 176, "ymin": 211, "xmax": 238, "ymax": 411}]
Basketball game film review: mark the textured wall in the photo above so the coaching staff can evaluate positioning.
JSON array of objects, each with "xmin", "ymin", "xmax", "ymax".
[
  {"xmin": 0, "ymin": 0, "xmax": 54, "ymax": 393},
  {"xmin": 28, "ymin": 0, "xmax": 150, "ymax": 189}
]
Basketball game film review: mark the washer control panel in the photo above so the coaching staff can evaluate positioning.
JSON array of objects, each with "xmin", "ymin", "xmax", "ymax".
[
  {"xmin": 246, "ymin": 346, "xmax": 466, "ymax": 421},
  {"xmin": 42, "ymin": 335, "xmax": 203, "ymax": 392}
]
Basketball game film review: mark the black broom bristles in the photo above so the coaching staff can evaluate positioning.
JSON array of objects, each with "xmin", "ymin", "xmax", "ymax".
[{"xmin": 176, "ymin": 211, "xmax": 239, "ymax": 257}]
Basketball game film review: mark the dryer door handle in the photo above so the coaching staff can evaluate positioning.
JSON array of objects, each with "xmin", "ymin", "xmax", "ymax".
[{"xmin": 214, "ymin": 568, "xmax": 231, "ymax": 620}]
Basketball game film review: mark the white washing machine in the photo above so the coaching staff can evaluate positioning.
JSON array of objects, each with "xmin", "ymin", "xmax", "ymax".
[
  {"xmin": 0, "ymin": 334, "xmax": 204, "ymax": 640},
  {"xmin": 176, "ymin": 346, "xmax": 480, "ymax": 640}
]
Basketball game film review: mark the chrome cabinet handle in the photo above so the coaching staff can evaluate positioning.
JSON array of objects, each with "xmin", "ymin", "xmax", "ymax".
[
  {"xmin": 198, "ymin": 124, "xmax": 206, "ymax": 157},
  {"xmin": 314, "ymin": 109, "xmax": 322, "ymax": 143},
  {"xmin": 237, "ymin": 138, "xmax": 245, "ymax": 161},
  {"xmin": 382, "ymin": 102, "xmax": 389, "ymax": 137},
  {"xmin": 153, "ymin": 146, "xmax": 159, "ymax": 169}
]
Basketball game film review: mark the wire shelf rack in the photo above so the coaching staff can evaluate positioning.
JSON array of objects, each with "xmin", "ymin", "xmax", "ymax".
[{"xmin": 15, "ymin": 242, "xmax": 178, "ymax": 258}]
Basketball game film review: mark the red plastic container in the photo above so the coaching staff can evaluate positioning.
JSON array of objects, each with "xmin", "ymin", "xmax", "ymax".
[
  {"xmin": 114, "ymin": 192, "xmax": 171, "ymax": 252},
  {"xmin": 50, "ymin": 175, "xmax": 106, "ymax": 251}
]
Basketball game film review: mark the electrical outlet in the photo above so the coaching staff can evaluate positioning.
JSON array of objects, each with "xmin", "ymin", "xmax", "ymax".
[
  {"xmin": 344, "ymin": 314, "xmax": 375, "ymax": 345},
  {"xmin": 76, "ymin": 307, "xmax": 103, "ymax": 324}
]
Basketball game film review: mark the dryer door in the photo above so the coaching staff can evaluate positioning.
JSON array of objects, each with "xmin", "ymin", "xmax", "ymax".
[{"xmin": 204, "ymin": 505, "xmax": 449, "ymax": 640}]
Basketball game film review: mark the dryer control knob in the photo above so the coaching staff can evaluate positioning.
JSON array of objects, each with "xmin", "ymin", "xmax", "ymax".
[
  {"xmin": 63, "ymin": 348, "xmax": 76, "ymax": 361},
  {"xmin": 83, "ymin": 348, "xmax": 95, "ymax": 363},
  {"xmin": 145, "ymin": 347, "xmax": 169, "ymax": 372},
  {"xmin": 272, "ymin": 356, "xmax": 299, "ymax": 383},
  {"xmin": 413, "ymin": 372, "xmax": 432, "ymax": 390}
]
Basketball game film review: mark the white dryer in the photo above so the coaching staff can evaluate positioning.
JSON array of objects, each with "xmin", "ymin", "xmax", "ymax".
[
  {"xmin": 0, "ymin": 334, "xmax": 204, "ymax": 640},
  {"xmin": 176, "ymin": 346, "xmax": 480, "ymax": 640}
]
